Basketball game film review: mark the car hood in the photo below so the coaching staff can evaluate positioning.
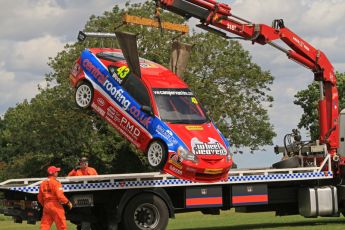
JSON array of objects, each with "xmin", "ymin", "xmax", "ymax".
[{"xmin": 167, "ymin": 123, "xmax": 228, "ymax": 160}]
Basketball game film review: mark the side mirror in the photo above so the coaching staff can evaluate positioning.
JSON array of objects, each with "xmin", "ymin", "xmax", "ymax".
[{"xmin": 141, "ymin": 105, "xmax": 154, "ymax": 116}]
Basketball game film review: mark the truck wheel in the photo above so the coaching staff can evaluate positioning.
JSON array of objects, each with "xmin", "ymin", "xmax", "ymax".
[
  {"xmin": 147, "ymin": 141, "xmax": 168, "ymax": 170},
  {"xmin": 122, "ymin": 193, "xmax": 169, "ymax": 230},
  {"xmin": 75, "ymin": 82, "xmax": 93, "ymax": 109},
  {"xmin": 272, "ymin": 156, "xmax": 300, "ymax": 169}
]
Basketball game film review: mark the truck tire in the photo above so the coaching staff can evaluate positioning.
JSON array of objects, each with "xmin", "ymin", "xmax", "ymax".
[
  {"xmin": 147, "ymin": 141, "xmax": 168, "ymax": 170},
  {"xmin": 122, "ymin": 193, "xmax": 169, "ymax": 230},
  {"xmin": 75, "ymin": 82, "xmax": 94, "ymax": 109},
  {"xmin": 272, "ymin": 156, "xmax": 300, "ymax": 169}
]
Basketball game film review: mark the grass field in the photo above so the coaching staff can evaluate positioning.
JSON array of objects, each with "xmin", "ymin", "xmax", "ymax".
[{"xmin": 1, "ymin": 210, "xmax": 345, "ymax": 230}]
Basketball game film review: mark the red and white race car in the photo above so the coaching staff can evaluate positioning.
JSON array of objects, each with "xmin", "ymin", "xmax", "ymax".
[{"xmin": 70, "ymin": 47, "xmax": 233, "ymax": 182}]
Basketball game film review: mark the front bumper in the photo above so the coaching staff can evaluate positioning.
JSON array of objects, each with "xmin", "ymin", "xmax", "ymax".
[{"xmin": 163, "ymin": 152, "xmax": 232, "ymax": 183}]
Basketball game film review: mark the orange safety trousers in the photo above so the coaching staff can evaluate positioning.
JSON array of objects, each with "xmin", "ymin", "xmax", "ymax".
[{"xmin": 40, "ymin": 201, "xmax": 67, "ymax": 230}]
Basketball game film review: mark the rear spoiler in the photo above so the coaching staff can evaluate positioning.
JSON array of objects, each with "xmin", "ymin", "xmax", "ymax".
[{"xmin": 77, "ymin": 31, "xmax": 117, "ymax": 42}]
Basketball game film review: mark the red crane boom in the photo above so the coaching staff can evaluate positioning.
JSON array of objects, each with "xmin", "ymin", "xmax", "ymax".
[{"xmin": 156, "ymin": 0, "xmax": 339, "ymax": 155}]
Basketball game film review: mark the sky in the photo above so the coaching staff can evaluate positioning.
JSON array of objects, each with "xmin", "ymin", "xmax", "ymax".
[{"xmin": 1, "ymin": 0, "xmax": 345, "ymax": 168}]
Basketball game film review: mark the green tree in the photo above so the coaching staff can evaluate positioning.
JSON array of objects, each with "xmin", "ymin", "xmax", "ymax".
[
  {"xmin": 183, "ymin": 33, "xmax": 275, "ymax": 149},
  {"xmin": 0, "ymin": 1, "xmax": 275, "ymax": 179},
  {"xmin": 294, "ymin": 72, "xmax": 345, "ymax": 140}
]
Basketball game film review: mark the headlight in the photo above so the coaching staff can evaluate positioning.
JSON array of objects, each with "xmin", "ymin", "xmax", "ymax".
[{"xmin": 178, "ymin": 146, "xmax": 198, "ymax": 163}]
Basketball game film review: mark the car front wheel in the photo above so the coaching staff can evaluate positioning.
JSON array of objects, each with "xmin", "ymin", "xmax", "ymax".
[
  {"xmin": 75, "ymin": 82, "xmax": 93, "ymax": 109},
  {"xmin": 147, "ymin": 141, "xmax": 168, "ymax": 170}
]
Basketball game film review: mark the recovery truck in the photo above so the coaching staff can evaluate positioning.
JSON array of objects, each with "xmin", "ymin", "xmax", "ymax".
[{"xmin": 1, "ymin": 0, "xmax": 345, "ymax": 229}]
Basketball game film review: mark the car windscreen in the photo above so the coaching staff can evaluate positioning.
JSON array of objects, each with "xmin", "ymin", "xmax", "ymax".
[{"xmin": 153, "ymin": 88, "xmax": 209, "ymax": 124}]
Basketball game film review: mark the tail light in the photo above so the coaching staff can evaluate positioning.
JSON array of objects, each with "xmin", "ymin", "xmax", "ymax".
[{"xmin": 70, "ymin": 57, "xmax": 81, "ymax": 77}]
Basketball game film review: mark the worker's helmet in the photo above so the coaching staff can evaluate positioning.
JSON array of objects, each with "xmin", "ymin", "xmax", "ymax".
[
  {"xmin": 79, "ymin": 157, "xmax": 88, "ymax": 163},
  {"xmin": 47, "ymin": 166, "xmax": 61, "ymax": 175}
]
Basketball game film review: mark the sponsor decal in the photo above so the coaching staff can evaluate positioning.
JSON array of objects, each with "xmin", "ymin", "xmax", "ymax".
[
  {"xmin": 156, "ymin": 125, "xmax": 178, "ymax": 145},
  {"xmin": 191, "ymin": 138, "xmax": 227, "ymax": 155},
  {"xmin": 97, "ymin": 98, "xmax": 105, "ymax": 107},
  {"xmin": 129, "ymin": 105, "xmax": 152, "ymax": 129},
  {"xmin": 109, "ymin": 65, "xmax": 130, "ymax": 84},
  {"xmin": 93, "ymin": 96, "xmax": 142, "ymax": 145},
  {"xmin": 185, "ymin": 126, "xmax": 203, "ymax": 131},
  {"xmin": 93, "ymin": 103, "xmax": 106, "ymax": 117},
  {"xmin": 107, "ymin": 117, "xmax": 139, "ymax": 147},
  {"xmin": 169, "ymin": 159, "xmax": 182, "ymax": 169},
  {"xmin": 103, "ymin": 80, "xmax": 131, "ymax": 110},
  {"xmin": 82, "ymin": 59, "xmax": 108, "ymax": 84},
  {"xmin": 153, "ymin": 88, "xmax": 193, "ymax": 96},
  {"xmin": 191, "ymin": 97, "xmax": 198, "ymax": 104},
  {"xmin": 116, "ymin": 66, "xmax": 130, "ymax": 79},
  {"xmin": 83, "ymin": 58, "xmax": 131, "ymax": 111},
  {"xmin": 204, "ymin": 168, "xmax": 223, "ymax": 175},
  {"xmin": 105, "ymin": 105, "xmax": 141, "ymax": 140},
  {"xmin": 120, "ymin": 117, "xmax": 140, "ymax": 137},
  {"xmin": 168, "ymin": 153, "xmax": 183, "ymax": 169},
  {"xmin": 169, "ymin": 165, "xmax": 182, "ymax": 175},
  {"xmin": 112, "ymin": 72, "xmax": 124, "ymax": 84},
  {"xmin": 140, "ymin": 62, "xmax": 158, "ymax": 68},
  {"xmin": 105, "ymin": 116, "xmax": 140, "ymax": 147},
  {"xmin": 106, "ymin": 106, "xmax": 121, "ymax": 122}
]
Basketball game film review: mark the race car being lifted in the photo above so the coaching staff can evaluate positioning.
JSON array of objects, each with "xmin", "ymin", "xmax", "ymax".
[
  {"xmin": 154, "ymin": 0, "xmax": 345, "ymax": 172},
  {"xmin": 70, "ymin": 32, "xmax": 233, "ymax": 183}
]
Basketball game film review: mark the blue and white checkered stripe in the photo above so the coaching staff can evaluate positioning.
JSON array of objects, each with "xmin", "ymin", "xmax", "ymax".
[
  {"xmin": 8, "ymin": 171, "xmax": 333, "ymax": 194},
  {"xmin": 228, "ymin": 171, "xmax": 333, "ymax": 182}
]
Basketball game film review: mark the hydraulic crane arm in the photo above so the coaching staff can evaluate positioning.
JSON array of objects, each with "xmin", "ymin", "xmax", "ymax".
[{"xmin": 156, "ymin": 0, "xmax": 339, "ymax": 155}]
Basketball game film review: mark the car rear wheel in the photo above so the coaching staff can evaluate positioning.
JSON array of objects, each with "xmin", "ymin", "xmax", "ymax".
[
  {"xmin": 122, "ymin": 193, "xmax": 169, "ymax": 230},
  {"xmin": 147, "ymin": 141, "xmax": 168, "ymax": 170},
  {"xmin": 75, "ymin": 82, "xmax": 93, "ymax": 109}
]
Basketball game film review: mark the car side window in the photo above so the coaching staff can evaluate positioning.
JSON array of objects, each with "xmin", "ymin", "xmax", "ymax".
[{"xmin": 122, "ymin": 75, "xmax": 151, "ymax": 107}]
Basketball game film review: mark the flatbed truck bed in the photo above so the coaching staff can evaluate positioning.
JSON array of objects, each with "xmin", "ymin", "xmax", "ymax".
[{"xmin": 1, "ymin": 154, "xmax": 344, "ymax": 230}]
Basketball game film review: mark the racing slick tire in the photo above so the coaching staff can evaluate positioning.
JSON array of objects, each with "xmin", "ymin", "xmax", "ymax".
[
  {"xmin": 272, "ymin": 156, "xmax": 301, "ymax": 169},
  {"xmin": 122, "ymin": 193, "xmax": 169, "ymax": 230},
  {"xmin": 147, "ymin": 141, "xmax": 168, "ymax": 170},
  {"xmin": 75, "ymin": 82, "xmax": 94, "ymax": 109}
]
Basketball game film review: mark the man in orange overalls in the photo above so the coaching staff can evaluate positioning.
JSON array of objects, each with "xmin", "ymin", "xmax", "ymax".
[
  {"xmin": 38, "ymin": 166, "xmax": 73, "ymax": 230},
  {"xmin": 68, "ymin": 157, "xmax": 98, "ymax": 176}
]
